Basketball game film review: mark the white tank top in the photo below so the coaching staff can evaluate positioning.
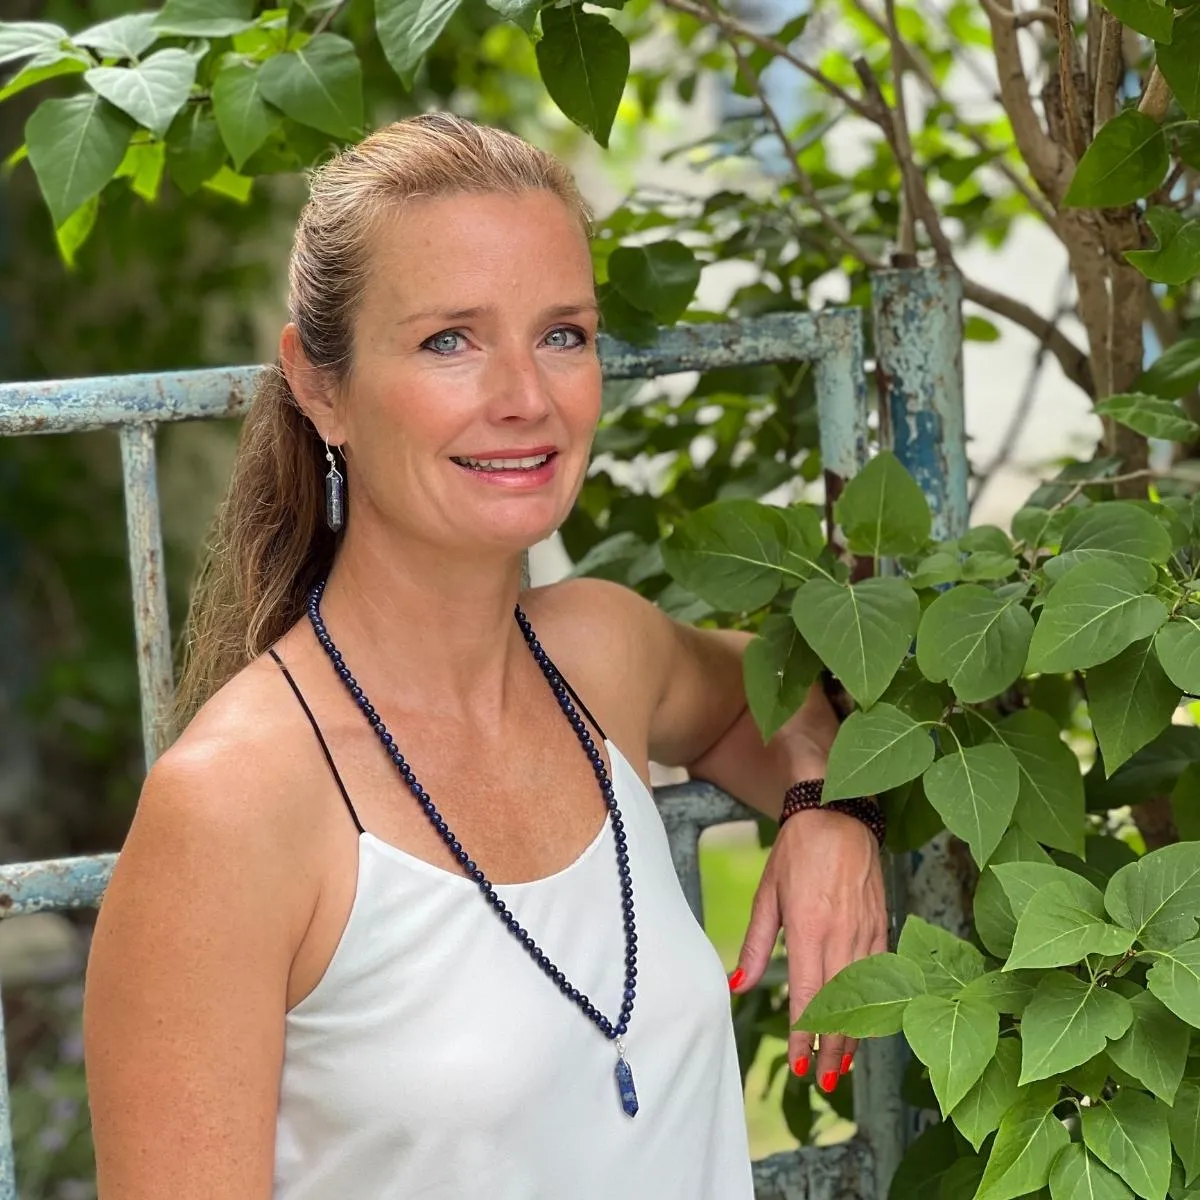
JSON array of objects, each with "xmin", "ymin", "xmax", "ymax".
[{"xmin": 272, "ymin": 737, "xmax": 756, "ymax": 1199}]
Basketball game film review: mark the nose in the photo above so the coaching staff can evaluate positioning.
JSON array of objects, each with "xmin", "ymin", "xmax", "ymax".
[{"xmin": 487, "ymin": 342, "xmax": 553, "ymax": 424}]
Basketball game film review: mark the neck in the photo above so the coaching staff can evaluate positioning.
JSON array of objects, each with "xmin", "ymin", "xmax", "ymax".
[{"xmin": 317, "ymin": 520, "xmax": 531, "ymax": 726}]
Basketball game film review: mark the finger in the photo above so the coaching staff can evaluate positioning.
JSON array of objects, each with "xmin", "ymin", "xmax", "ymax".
[
  {"xmin": 729, "ymin": 876, "xmax": 780, "ymax": 994},
  {"xmin": 839, "ymin": 1037, "xmax": 859, "ymax": 1079},
  {"xmin": 785, "ymin": 924, "xmax": 827, "ymax": 1082}
]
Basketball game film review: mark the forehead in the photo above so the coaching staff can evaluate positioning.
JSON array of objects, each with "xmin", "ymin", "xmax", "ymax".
[{"xmin": 361, "ymin": 190, "xmax": 594, "ymax": 313}]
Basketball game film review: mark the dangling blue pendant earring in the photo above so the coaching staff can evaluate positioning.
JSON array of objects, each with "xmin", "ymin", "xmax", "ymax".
[{"xmin": 324, "ymin": 439, "xmax": 344, "ymax": 532}]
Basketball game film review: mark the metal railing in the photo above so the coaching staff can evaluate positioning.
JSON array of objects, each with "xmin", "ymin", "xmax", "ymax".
[{"xmin": 0, "ymin": 273, "xmax": 968, "ymax": 1199}]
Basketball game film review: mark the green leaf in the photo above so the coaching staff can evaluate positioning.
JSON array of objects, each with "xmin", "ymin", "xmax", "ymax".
[
  {"xmin": 974, "ymin": 1085, "xmax": 1070, "ymax": 1200},
  {"xmin": 1096, "ymin": 392, "xmax": 1200, "ymax": 441},
  {"xmin": 1126, "ymin": 208, "xmax": 1200, "ymax": 287},
  {"xmin": 1089, "ymin": 638, "xmax": 1182, "ymax": 775},
  {"xmin": 1064, "ymin": 109, "xmax": 1169, "ymax": 207},
  {"xmin": 257, "ymin": 33, "xmax": 362, "ymax": 141},
  {"xmin": 115, "ymin": 139, "xmax": 165, "ymax": 202},
  {"xmin": 1007, "ymin": 882, "xmax": 1135, "ymax": 971},
  {"xmin": 1173, "ymin": 762, "xmax": 1200, "ymax": 842},
  {"xmin": 662, "ymin": 501, "xmax": 805, "ymax": 612},
  {"xmin": 607, "ymin": 241, "xmax": 700, "ymax": 325},
  {"xmin": 165, "ymin": 106, "xmax": 224, "ymax": 194},
  {"xmin": 1020, "ymin": 972, "xmax": 1132, "ymax": 1084},
  {"xmin": 949, "ymin": 1036, "xmax": 1022, "ymax": 1151},
  {"xmin": 917, "ymin": 584, "xmax": 1033, "ymax": 704},
  {"xmin": 923, "ymin": 742, "xmax": 1020, "ymax": 867},
  {"xmin": 1147, "ymin": 939, "xmax": 1200, "ymax": 1027},
  {"xmin": 1049, "ymin": 1143, "xmax": 1134, "ymax": 1200},
  {"xmin": 1107, "ymin": 989, "xmax": 1190, "ymax": 1104},
  {"xmin": 902, "ymin": 994, "xmax": 998, "ymax": 1115},
  {"xmin": 909, "ymin": 550, "xmax": 962, "ymax": 589},
  {"xmin": 1158, "ymin": 8, "xmax": 1200, "ymax": 119},
  {"xmin": 1138, "ymin": 338, "xmax": 1200, "ymax": 400},
  {"xmin": 84, "ymin": 49, "xmax": 196, "ymax": 139},
  {"xmin": 833, "ymin": 450, "xmax": 932, "ymax": 558},
  {"xmin": 1169, "ymin": 1080, "xmax": 1200, "ymax": 1186},
  {"xmin": 898, "ymin": 914, "xmax": 987, "ymax": 997},
  {"xmin": 994, "ymin": 860, "xmax": 1102, "ymax": 920},
  {"xmin": 1026, "ymin": 560, "xmax": 1168, "ymax": 674},
  {"xmin": 153, "ymin": 0, "xmax": 256, "ymax": 37},
  {"xmin": 25, "ymin": 94, "xmax": 134, "ymax": 229},
  {"xmin": 1082, "ymin": 1090, "xmax": 1171, "ymax": 1200},
  {"xmin": 792, "ymin": 577, "xmax": 920, "ymax": 707},
  {"xmin": 889, "ymin": 1120, "xmax": 966, "ymax": 1200},
  {"xmin": 75, "ymin": 14, "xmax": 159, "ymax": 60},
  {"xmin": 1012, "ymin": 505, "xmax": 1078, "ymax": 551},
  {"xmin": 743, "ymin": 615, "xmax": 821, "ymax": 741},
  {"xmin": 211, "ymin": 62, "xmax": 278, "ymax": 170},
  {"xmin": 0, "ymin": 21, "xmax": 68, "ymax": 67},
  {"xmin": 825, "ymin": 703, "xmax": 935, "ymax": 800},
  {"xmin": 797, "ymin": 952, "xmax": 925, "ymax": 1037},
  {"xmin": 994, "ymin": 709, "xmax": 1086, "ymax": 858},
  {"xmin": 962, "ymin": 969, "xmax": 1039, "ymax": 1015},
  {"xmin": 961, "ymin": 552, "xmax": 1018, "ymax": 581},
  {"xmin": 486, "ymin": 0, "xmax": 541, "ymax": 32},
  {"xmin": 201, "ymin": 163, "xmax": 252, "ymax": 202},
  {"xmin": 974, "ymin": 829, "xmax": 1055, "ymax": 959},
  {"xmin": 376, "ymin": 0, "xmax": 462, "ymax": 89},
  {"xmin": 1155, "ymin": 616, "xmax": 1200, "ymax": 695},
  {"xmin": 1106, "ymin": 842, "xmax": 1200, "ymax": 948},
  {"xmin": 535, "ymin": 5, "xmax": 629, "ymax": 149},
  {"xmin": 1047, "ymin": 501, "xmax": 1174, "ymax": 581},
  {"xmin": 879, "ymin": 658, "xmax": 952, "ymax": 723},
  {"xmin": 1100, "ymin": 0, "xmax": 1174, "ymax": 40},
  {"xmin": 0, "ymin": 48, "xmax": 89, "ymax": 103},
  {"xmin": 1087, "ymin": 726, "xmax": 1200, "ymax": 810},
  {"xmin": 53, "ymin": 193, "xmax": 98, "ymax": 269}
]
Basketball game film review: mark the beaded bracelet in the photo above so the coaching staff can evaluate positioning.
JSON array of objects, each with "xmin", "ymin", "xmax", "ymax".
[{"xmin": 779, "ymin": 779, "xmax": 887, "ymax": 849}]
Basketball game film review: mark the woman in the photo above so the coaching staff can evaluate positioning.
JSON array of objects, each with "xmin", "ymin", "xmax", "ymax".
[{"xmin": 83, "ymin": 113, "xmax": 887, "ymax": 1199}]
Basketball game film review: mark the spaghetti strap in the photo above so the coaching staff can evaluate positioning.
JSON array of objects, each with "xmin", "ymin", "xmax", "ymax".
[
  {"xmin": 267, "ymin": 647, "xmax": 366, "ymax": 836},
  {"xmin": 535, "ymin": 645, "xmax": 608, "ymax": 742}
]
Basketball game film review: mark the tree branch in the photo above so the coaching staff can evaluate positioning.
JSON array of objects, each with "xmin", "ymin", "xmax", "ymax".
[
  {"xmin": 852, "ymin": 57, "xmax": 956, "ymax": 262},
  {"xmin": 724, "ymin": 40, "xmax": 886, "ymax": 270},
  {"xmin": 978, "ymin": 0, "xmax": 1058, "ymax": 30},
  {"xmin": 845, "ymin": 0, "xmax": 1058, "ymax": 226},
  {"xmin": 1056, "ymin": 0, "xmax": 1087, "ymax": 160},
  {"xmin": 1092, "ymin": 11, "xmax": 1122, "ymax": 133},
  {"xmin": 983, "ymin": 0, "xmax": 1072, "ymax": 201},
  {"xmin": 1138, "ymin": 65, "xmax": 1173, "ymax": 123},
  {"xmin": 660, "ymin": 0, "xmax": 877, "ymax": 122},
  {"xmin": 962, "ymin": 276, "xmax": 1095, "ymax": 394}
]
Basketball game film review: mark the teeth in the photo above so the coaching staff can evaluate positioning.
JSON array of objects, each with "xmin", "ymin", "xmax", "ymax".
[{"xmin": 453, "ymin": 453, "xmax": 551, "ymax": 471}]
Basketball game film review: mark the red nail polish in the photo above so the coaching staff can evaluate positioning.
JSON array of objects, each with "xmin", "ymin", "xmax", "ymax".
[
  {"xmin": 728, "ymin": 968, "xmax": 746, "ymax": 991},
  {"xmin": 821, "ymin": 1071, "xmax": 838, "ymax": 1093},
  {"xmin": 793, "ymin": 1056, "xmax": 810, "ymax": 1077},
  {"xmin": 840, "ymin": 1053, "xmax": 853, "ymax": 1076}
]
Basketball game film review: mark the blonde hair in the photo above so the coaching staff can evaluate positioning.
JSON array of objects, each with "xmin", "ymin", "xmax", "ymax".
[{"xmin": 173, "ymin": 113, "xmax": 592, "ymax": 728}]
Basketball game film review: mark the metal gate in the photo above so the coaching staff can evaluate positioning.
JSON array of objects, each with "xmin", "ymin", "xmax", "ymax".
[{"xmin": 0, "ymin": 263, "xmax": 968, "ymax": 1200}]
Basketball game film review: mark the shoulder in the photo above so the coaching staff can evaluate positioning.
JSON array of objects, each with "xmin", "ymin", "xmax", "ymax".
[{"xmin": 125, "ymin": 655, "xmax": 328, "ymax": 900}]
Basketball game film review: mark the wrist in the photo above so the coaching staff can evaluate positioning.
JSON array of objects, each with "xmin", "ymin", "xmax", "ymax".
[{"xmin": 778, "ymin": 779, "xmax": 886, "ymax": 849}]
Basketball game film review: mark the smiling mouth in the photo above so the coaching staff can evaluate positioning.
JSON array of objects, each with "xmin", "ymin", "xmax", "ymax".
[{"xmin": 450, "ymin": 452, "xmax": 557, "ymax": 473}]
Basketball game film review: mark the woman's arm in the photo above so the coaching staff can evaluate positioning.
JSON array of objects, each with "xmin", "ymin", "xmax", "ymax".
[{"xmin": 84, "ymin": 737, "xmax": 312, "ymax": 1199}]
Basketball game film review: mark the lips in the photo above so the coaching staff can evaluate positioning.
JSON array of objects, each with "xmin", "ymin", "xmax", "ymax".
[{"xmin": 450, "ymin": 451, "xmax": 556, "ymax": 472}]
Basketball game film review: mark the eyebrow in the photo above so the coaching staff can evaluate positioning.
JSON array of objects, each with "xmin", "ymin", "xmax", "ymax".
[{"xmin": 396, "ymin": 301, "xmax": 599, "ymax": 327}]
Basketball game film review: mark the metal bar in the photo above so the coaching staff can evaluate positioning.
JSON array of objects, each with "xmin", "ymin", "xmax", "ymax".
[
  {"xmin": 752, "ymin": 1140, "xmax": 874, "ymax": 1200},
  {"xmin": 119, "ymin": 424, "xmax": 174, "ymax": 768},
  {"xmin": 655, "ymin": 781, "xmax": 758, "ymax": 925},
  {"xmin": 0, "ymin": 978, "xmax": 13, "ymax": 1200},
  {"xmin": 0, "ymin": 855, "xmax": 116, "ymax": 918},
  {"xmin": 0, "ymin": 313, "xmax": 859, "ymax": 435},
  {"xmin": 812, "ymin": 308, "xmax": 870, "ymax": 486},
  {"xmin": 871, "ymin": 264, "xmax": 970, "ymax": 1192}
]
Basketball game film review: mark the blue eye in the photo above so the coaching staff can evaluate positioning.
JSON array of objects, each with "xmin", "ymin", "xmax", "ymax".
[
  {"xmin": 423, "ymin": 331, "xmax": 465, "ymax": 355},
  {"xmin": 544, "ymin": 326, "xmax": 587, "ymax": 349}
]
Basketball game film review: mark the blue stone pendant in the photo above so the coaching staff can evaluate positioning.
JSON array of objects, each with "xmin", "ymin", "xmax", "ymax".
[{"xmin": 615, "ymin": 1043, "xmax": 639, "ymax": 1118}]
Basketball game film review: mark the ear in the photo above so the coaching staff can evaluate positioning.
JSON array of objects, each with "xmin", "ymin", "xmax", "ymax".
[{"xmin": 280, "ymin": 323, "xmax": 344, "ymax": 444}]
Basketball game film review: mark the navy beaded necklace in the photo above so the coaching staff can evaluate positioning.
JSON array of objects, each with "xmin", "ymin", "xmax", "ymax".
[{"xmin": 305, "ymin": 580, "xmax": 641, "ymax": 1118}]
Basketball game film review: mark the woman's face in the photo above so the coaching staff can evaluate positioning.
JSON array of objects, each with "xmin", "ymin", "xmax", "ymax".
[{"xmin": 334, "ymin": 189, "xmax": 601, "ymax": 558}]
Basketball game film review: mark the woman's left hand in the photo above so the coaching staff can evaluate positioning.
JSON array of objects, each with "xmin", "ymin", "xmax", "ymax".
[{"xmin": 728, "ymin": 807, "xmax": 888, "ymax": 1092}]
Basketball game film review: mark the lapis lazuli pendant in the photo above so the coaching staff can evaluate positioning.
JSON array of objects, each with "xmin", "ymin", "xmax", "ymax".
[{"xmin": 615, "ymin": 1040, "xmax": 638, "ymax": 1117}]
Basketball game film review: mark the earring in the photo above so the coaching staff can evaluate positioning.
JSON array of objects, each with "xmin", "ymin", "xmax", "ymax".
[{"xmin": 324, "ymin": 439, "xmax": 345, "ymax": 532}]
